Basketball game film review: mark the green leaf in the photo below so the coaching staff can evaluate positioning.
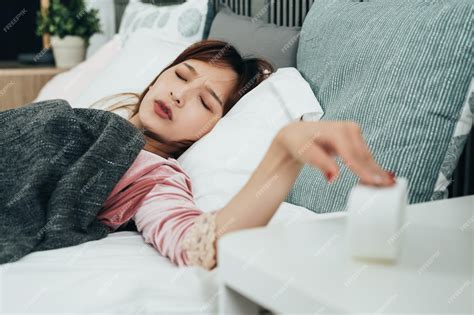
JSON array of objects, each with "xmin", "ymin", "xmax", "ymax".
[{"xmin": 35, "ymin": 0, "xmax": 102, "ymax": 40}]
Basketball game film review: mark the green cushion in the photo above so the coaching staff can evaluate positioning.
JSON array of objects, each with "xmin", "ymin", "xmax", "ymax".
[{"xmin": 286, "ymin": 0, "xmax": 474, "ymax": 213}]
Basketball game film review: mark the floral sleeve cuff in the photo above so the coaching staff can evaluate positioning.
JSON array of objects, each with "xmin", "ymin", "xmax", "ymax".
[{"xmin": 181, "ymin": 211, "xmax": 218, "ymax": 270}]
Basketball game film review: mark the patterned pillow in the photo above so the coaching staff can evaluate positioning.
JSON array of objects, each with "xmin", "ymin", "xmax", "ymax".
[
  {"xmin": 286, "ymin": 0, "xmax": 474, "ymax": 213},
  {"xmin": 118, "ymin": 0, "xmax": 214, "ymax": 44},
  {"xmin": 432, "ymin": 80, "xmax": 473, "ymax": 199}
]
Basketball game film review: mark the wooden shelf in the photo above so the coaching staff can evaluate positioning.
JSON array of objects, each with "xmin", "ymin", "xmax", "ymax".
[
  {"xmin": 0, "ymin": 64, "xmax": 67, "ymax": 111},
  {"xmin": 0, "ymin": 61, "xmax": 56, "ymax": 69}
]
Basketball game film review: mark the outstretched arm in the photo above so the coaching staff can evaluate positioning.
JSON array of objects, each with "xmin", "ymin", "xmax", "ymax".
[
  {"xmin": 136, "ymin": 121, "xmax": 395, "ymax": 270},
  {"xmin": 216, "ymin": 120, "xmax": 395, "ymax": 236},
  {"xmin": 192, "ymin": 121, "xmax": 395, "ymax": 269}
]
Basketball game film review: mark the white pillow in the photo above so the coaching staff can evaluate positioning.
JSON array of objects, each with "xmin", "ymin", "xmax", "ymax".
[
  {"xmin": 74, "ymin": 29, "xmax": 188, "ymax": 108},
  {"xmin": 34, "ymin": 34, "xmax": 123, "ymax": 105},
  {"xmin": 177, "ymin": 67, "xmax": 324, "ymax": 212},
  {"xmin": 118, "ymin": 0, "xmax": 212, "ymax": 45}
]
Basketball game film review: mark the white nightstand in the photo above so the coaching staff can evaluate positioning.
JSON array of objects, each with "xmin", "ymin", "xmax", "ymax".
[{"xmin": 218, "ymin": 196, "xmax": 473, "ymax": 314}]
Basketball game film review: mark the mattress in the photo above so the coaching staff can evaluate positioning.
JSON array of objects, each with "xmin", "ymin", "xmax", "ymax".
[{"xmin": 1, "ymin": 202, "xmax": 322, "ymax": 313}]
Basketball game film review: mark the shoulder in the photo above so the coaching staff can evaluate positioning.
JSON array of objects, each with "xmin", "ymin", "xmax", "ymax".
[
  {"xmin": 161, "ymin": 157, "xmax": 194, "ymax": 195},
  {"xmin": 135, "ymin": 150, "xmax": 194, "ymax": 193}
]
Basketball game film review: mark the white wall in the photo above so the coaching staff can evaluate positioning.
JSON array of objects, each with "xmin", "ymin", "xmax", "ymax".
[{"xmin": 85, "ymin": 0, "xmax": 116, "ymax": 58}]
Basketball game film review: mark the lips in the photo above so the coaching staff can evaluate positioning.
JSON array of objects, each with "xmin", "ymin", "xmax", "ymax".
[{"xmin": 153, "ymin": 100, "xmax": 172, "ymax": 120}]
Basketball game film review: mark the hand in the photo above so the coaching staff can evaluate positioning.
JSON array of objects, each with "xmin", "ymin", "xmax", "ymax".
[{"xmin": 276, "ymin": 120, "xmax": 395, "ymax": 186}]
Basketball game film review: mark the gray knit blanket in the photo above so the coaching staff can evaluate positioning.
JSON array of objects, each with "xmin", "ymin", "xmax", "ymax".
[{"xmin": 0, "ymin": 99, "xmax": 145, "ymax": 264}]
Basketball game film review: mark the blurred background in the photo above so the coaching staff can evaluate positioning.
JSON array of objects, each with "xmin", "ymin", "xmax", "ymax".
[
  {"xmin": 0, "ymin": 0, "xmax": 127, "ymax": 62},
  {"xmin": 0, "ymin": 0, "xmax": 43, "ymax": 61}
]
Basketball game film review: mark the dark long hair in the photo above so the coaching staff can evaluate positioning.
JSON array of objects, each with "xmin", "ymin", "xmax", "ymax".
[{"xmin": 95, "ymin": 39, "xmax": 274, "ymax": 158}]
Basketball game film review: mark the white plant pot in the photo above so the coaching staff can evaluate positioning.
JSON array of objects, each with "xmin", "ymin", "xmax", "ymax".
[{"xmin": 50, "ymin": 35, "xmax": 86, "ymax": 68}]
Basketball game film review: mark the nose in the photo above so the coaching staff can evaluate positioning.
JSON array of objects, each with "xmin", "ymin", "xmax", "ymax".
[{"xmin": 170, "ymin": 91, "xmax": 183, "ymax": 108}]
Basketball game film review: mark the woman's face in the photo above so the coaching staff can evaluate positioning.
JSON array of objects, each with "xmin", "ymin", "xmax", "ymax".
[{"xmin": 138, "ymin": 59, "xmax": 238, "ymax": 143}]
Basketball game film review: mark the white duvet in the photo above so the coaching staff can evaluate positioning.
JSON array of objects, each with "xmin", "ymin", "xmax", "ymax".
[{"xmin": 1, "ymin": 202, "xmax": 320, "ymax": 314}]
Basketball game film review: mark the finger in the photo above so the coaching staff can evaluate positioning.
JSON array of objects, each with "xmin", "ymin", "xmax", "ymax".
[
  {"xmin": 344, "ymin": 124, "xmax": 393, "ymax": 185},
  {"xmin": 320, "ymin": 128, "xmax": 392, "ymax": 186},
  {"xmin": 299, "ymin": 141, "xmax": 340, "ymax": 182}
]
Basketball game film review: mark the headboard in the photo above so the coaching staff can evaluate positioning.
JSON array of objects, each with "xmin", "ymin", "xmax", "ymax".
[
  {"xmin": 211, "ymin": 0, "xmax": 316, "ymax": 26},
  {"xmin": 114, "ymin": 0, "xmax": 316, "ymax": 29},
  {"xmin": 113, "ymin": 0, "xmax": 473, "ymax": 198}
]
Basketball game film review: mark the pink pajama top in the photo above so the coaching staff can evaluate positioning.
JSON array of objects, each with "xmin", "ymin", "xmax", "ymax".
[{"xmin": 96, "ymin": 149, "xmax": 218, "ymax": 270}]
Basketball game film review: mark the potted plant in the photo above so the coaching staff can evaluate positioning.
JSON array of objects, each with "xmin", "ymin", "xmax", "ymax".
[{"xmin": 36, "ymin": 0, "xmax": 102, "ymax": 68}]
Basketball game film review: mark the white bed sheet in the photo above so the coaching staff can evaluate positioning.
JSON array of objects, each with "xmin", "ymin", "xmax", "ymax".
[{"xmin": 0, "ymin": 202, "xmax": 332, "ymax": 314}]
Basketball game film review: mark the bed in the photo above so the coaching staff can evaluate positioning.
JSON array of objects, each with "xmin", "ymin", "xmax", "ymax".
[
  {"xmin": 1, "ymin": 202, "xmax": 317, "ymax": 313},
  {"xmin": 1, "ymin": 0, "xmax": 472, "ymax": 313},
  {"xmin": 0, "ymin": 2, "xmax": 318, "ymax": 309}
]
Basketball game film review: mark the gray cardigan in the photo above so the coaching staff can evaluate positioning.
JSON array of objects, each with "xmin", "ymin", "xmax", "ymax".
[{"xmin": 0, "ymin": 99, "xmax": 145, "ymax": 264}]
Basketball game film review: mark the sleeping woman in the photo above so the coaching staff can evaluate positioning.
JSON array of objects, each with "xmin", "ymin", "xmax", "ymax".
[
  {"xmin": 0, "ymin": 40, "xmax": 394, "ymax": 270},
  {"xmin": 83, "ymin": 39, "xmax": 395, "ymax": 270}
]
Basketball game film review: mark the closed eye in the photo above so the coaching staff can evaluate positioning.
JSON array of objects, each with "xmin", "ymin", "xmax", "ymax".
[
  {"xmin": 175, "ymin": 71, "xmax": 186, "ymax": 81},
  {"xmin": 200, "ymin": 96, "xmax": 211, "ymax": 111},
  {"xmin": 176, "ymin": 70, "xmax": 211, "ymax": 111}
]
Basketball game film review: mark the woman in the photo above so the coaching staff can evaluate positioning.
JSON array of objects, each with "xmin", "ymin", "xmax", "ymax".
[{"xmin": 92, "ymin": 39, "xmax": 395, "ymax": 270}]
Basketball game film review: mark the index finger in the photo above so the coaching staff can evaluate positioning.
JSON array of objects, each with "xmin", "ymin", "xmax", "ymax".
[
  {"xmin": 321, "ymin": 125, "xmax": 394, "ymax": 186},
  {"xmin": 345, "ymin": 124, "xmax": 394, "ymax": 185}
]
